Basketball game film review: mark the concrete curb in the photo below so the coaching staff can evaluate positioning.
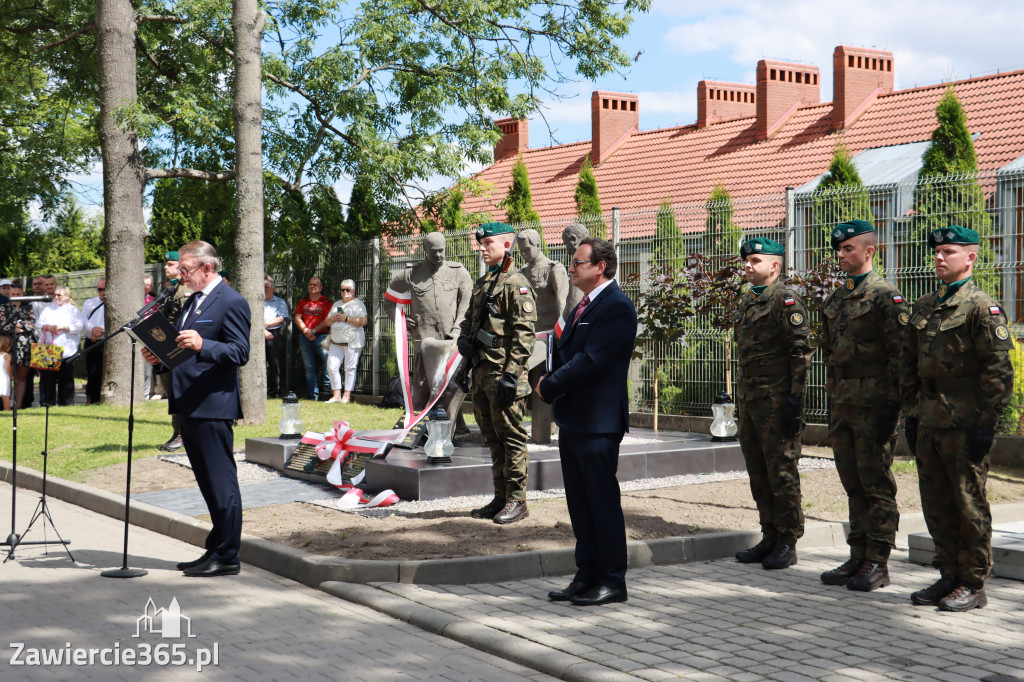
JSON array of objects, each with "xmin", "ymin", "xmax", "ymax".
[
  {"xmin": 320, "ymin": 581, "xmax": 638, "ymax": 682},
  {"xmin": 5, "ymin": 460, "xmax": 1024, "ymax": 588}
]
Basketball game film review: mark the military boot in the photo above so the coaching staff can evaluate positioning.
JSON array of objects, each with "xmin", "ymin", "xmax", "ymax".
[
  {"xmin": 820, "ymin": 558, "xmax": 862, "ymax": 586},
  {"xmin": 761, "ymin": 543, "xmax": 797, "ymax": 570},
  {"xmin": 938, "ymin": 583, "xmax": 987, "ymax": 612},
  {"xmin": 494, "ymin": 501, "xmax": 529, "ymax": 525},
  {"xmin": 471, "ymin": 497, "xmax": 506, "ymax": 519},
  {"xmin": 910, "ymin": 576, "xmax": 958, "ymax": 606},
  {"xmin": 846, "ymin": 560, "xmax": 889, "ymax": 591},
  {"xmin": 735, "ymin": 537, "xmax": 775, "ymax": 564}
]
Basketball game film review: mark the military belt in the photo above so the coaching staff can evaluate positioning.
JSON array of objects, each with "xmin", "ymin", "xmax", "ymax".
[
  {"xmin": 832, "ymin": 363, "xmax": 887, "ymax": 380},
  {"xmin": 921, "ymin": 375, "xmax": 977, "ymax": 392},
  {"xmin": 738, "ymin": 362, "xmax": 789, "ymax": 378}
]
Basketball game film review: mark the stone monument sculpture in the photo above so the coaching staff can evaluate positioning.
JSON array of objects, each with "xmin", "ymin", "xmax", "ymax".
[
  {"xmin": 519, "ymin": 229, "xmax": 568, "ymax": 444},
  {"xmin": 561, "ymin": 222, "xmax": 589, "ymax": 323},
  {"xmin": 386, "ymin": 232, "xmax": 473, "ymax": 409}
]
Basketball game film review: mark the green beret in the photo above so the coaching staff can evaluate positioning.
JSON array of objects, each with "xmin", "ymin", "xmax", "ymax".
[
  {"xmin": 218, "ymin": 269, "xmax": 230, "ymax": 279},
  {"xmin": 475, "ymin": 222, "xmax": 515, "ymax": 241},
  {"xmin": 830, "ymin": 220, "xmax": 875, "ymax": 251},
  {"xmin": 165, "ymin": 251, "xmax": 179, "ymax": 261},
  {"xmin": 928, "ymin": 224, "xmax": 979, "ymax": 248},
  {"xmin": 740, "ymin": 237, "xmax": 785, "ymax": 259}
]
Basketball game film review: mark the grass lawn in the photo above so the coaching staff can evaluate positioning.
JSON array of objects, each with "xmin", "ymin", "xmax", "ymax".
[{"xmin": 0, "ymin": 399, "xmax": 405, "ymax": 482}]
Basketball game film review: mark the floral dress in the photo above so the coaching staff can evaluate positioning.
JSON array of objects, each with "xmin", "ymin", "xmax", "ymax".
[{"xmin": 0, "ymin": 302, "xmax": 36, "ymax": 366}]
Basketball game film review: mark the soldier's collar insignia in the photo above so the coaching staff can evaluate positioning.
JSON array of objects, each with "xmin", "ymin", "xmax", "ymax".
[
  {"xmin": 845, "ymin": 279, "xmax": 855, "ymax": 290},
  {"xmin": 938, "ymin": 284, "xmax": 947, "ymax": 298},
  {"xmin": 938, "ymin": 276, "xmax": 971, "ymax": 303}
]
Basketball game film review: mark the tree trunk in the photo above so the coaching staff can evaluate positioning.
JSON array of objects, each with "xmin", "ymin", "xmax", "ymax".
[
  {"xmin": 233, "ymin": 0, "xmax": 266, "ymax": 424},
  {"xmin": 96, "ymin": 0, "xmax": 145, "ymax": 406}
]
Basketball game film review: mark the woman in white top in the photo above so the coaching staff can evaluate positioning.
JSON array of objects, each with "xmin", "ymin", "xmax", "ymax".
[
  {"xmin": 324, "ymin": 279, "xmax": 368, "ymax": 403},
  {"xmin": 0, "ymin": 335, "xmax": 12, "ymax": 411},
  {"xmin": 37, "ymin": 285, "xmax": 84, "ymax": 406}
]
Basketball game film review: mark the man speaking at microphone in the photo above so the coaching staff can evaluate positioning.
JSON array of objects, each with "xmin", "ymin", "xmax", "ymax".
[
  {"xmin": 143, "ymin": 241, "xmax": 250, "ymax": 577},
  {"xmin": 537, "ymin": 237, "xmax": 638, "ymax": 606}
]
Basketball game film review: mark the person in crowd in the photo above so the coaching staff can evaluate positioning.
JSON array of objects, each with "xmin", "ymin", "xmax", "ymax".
[
  {"xmin": 732, "ymin": 238, "xmax": 813, "ymax": 571},
  {"xmin": 293, "ymin": 276, "xmax": 332, "ymax": 400},
  {"xmin": 819, "ymin": 220, "xmax": 911, "ymax": 592},
  {"xmin": 322, "ymin": 279, "xmax": 368, "ymax": 404},
  {"xmin": 0, "ymin": 278, "xmax": 10, "ymax": 303},
  {"xmin": 157, "ymin": 251, "xmax": 190, "ymax": 451},
  {"xmin": 31, "ymin": 275, "xmax": 57, "ymax": 406},
  {"xmin": 905, "ymin": 225, "xmax": 1014, "ymax": 612},
  {"xmin": 82, "ymin": 277, "xmax": 106, "ymax": 404},
  {"xmin": 218, "ymin": 270, "xmax": 232, "ymax": 287},
  {"xmin": 263, "ymin": 276, "xmax": 289, "ymax": 399},
  {"xmin": 142, "ymin": 275, "xmax": 155, "ymax": 398},
  {"xmin": 0, "ymin": 334, "xmax": 12, "ymax": 411},
  {"xmin": 37, "ymin": 285, "xmax": 83, "ymax": 406},
  {"xmin": 0, "ymin": 283, "xmax": 35, "ymax": 408},
  {"xmin": 537, "ymin": 237, "xmax": 637, "ymax": 606}
]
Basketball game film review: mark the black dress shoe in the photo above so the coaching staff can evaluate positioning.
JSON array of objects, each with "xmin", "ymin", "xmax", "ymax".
[
  {"xmin": 847, "ymin": 561, "xmax": 890, "ymax": 592},
  {"xmin": 175, "ymin": 552, "xmax": 212, "ymax": 571},
  {"xmin": 736, "ymin": 537, "xmax": 775, "ymax": 564},
  {"xmin": 570, "ymin": 585, "xmax": 627, "ymax": 606},
  {"xmin": 761, "ymin": 543, "xmax": 797, "ymax": 570},
  {"xmin": 548, "ymin": 580, "xmax": 593, "ymax": 601},
  {"xmin": 182, "ymin": 558, "xmax": 240, "ymax": 577}
]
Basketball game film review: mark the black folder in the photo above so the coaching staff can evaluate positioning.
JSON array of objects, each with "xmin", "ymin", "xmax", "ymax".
[{"xmin": 126, "ymin": 311, "xmax": 196, "ymax": 369}]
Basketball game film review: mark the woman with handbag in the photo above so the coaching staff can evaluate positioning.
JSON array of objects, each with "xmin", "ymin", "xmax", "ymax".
[
  {"xmin": 0, "ymin": 283, "xmax": 36, "ymax": 408},
  {"xmin": 323, "ymin": 279, "xmax": 367, "ymax": 404},
  {"xmin": 36, "ymin": 286, "xmax": 84, "ymax": 406}
]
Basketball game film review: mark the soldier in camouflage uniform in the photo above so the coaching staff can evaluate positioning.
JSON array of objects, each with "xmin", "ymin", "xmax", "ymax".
[
  {"xmin": 733, "ymin": 238, "xmax": 813, "ymax": 570},
  {"xmin": 457, "ymin": 222, "xmax": 537, "ymax": 525},
  {"xmin": 904, "ymin": 225, "xmax": 1014, "ymax": 612},
  {"xmin": 158, "ymin": 251, "xmax": 191, "ymax": 452},
  {"xmin": 819, "ymin": 220, "xmax": 912, "ymax": 592}
]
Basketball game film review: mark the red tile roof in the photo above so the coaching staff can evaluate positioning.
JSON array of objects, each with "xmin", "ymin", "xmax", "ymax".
[{"xmin": 459, "ymin": 69, "xmax": 1024, "ymax": 243}]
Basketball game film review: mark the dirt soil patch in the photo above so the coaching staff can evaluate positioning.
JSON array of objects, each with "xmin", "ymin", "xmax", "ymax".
[{"xmin": 78, "ymin": 452, "xmax": 1024, "ymax": 562}]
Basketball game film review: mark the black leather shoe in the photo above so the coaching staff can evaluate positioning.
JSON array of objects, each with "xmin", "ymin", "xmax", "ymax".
[
  {"xmin": 493, "ymin": 501, "xmax": 529, "ymax": 525},
  {"xmin": 470, "ymin": 498, "xmax": 506, "ymax": 519},
  {"xmin": 548, "ymin": 580, "xmax": 593, "ymax": 601},
  {"xmin": 847, "ymin": 560, "xmax": 890, "ymax": 592},
  {"xmin": 736, "ymin": 537, "xmax": 775, "ymax": 563},
  {"xmin": 182, "ymin": 558, "xmax": 240, "ymax": 577},
  {"xmin": 175, "ymin": 552, "xmax": 212, "ymax": 571},
  {"xmin": 910, "ymin": 576, "xmax": 958, "ymax": 606},
  {"xmin": 159, "ymin": 435, "xmax": 183, "ymax": 452},
  {"xmin": 821, "ymin": 558, "xmax": 862, "ymax": 586},
  {"xmin": 569, "ymin": 585, "xmax": 628, "ymax": 606},
  {"xmin": 762, "ymin": 543, "xmax": 797, "ymax": 570},
  {"xmin": 938, "ymin": 583, "xmax": 987, "ymax": 612}
]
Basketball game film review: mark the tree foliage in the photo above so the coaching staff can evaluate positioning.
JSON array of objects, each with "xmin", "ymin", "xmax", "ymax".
[
  {"xmin": 345, "ymin": 175, "xmax": 383, "ymax": 242},
  {"xmin": 5, "ymin": 195, "xmax": 106, "ymax": 275},
  {"xmin": 501, "ymin": 155, "xmax": 546, "ymax": 252},
  {"xmin": 574, "ymin": 155, "xmax": 606, "ymax": 239},
  {"xmin": 813, "ymin": 142, "xmax": 872, "ymax": 249},
  {"xmin": 653, "ymin": 199, "xmax": 685, "ymax": 271},
  {"xmin": 703, "ymin": 183, "xmax": 741, "ymax": 259}
]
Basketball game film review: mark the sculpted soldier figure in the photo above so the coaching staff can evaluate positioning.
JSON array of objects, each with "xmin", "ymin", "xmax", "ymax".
[
  {"xmin": 732, "ymin": 238, "xmax": 813, "ymax": 571},
  {"xmin": 819, "ymin": 220, "xmax": 912, "ymax": 592},
  {"xmin": 519, "ymin": 229, "xmax": 568, "ymax": 443},
  {"xmin": 560, "ymin": 223, "xmax": 589, "ymax": 331},
  {"xmin": 386, "ymin": 232, "xmax": 473, "ymax": 408},
  {"xmin": 457, "ymin": 222, "xmax": 537, "ymax": 524},
  {"xmin": 904, "ymin": 225, "xmax": 1014, "ymax": 612}
]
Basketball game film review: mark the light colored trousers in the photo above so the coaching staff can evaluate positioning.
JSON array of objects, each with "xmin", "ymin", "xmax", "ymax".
[{"xmin": 327, "ymin": 343, "xmax": 361, "ymax": 392}]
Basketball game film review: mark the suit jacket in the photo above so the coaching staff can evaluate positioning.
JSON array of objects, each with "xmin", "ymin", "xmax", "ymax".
[
  {"xmin": 538, "ymin": 280, "xmax": 637, "ymax": 434},
  {"xmin": 170, "ymin": 280, "xmax": 251, "ymax": 420}
]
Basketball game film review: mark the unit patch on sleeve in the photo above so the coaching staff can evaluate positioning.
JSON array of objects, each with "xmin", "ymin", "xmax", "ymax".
[
  {"xmin": 893, "ymin": 295, "xmax": 904, "ymax": 304},
  {"xmin": 784, "ymin": 297, "xmax": 796, "ymax": 307},
  {"xmin": 789, "ymin": 313, "xmax": 804, "ymax": 326},
  {"xmin": 996, "ymin": 325, "xmax": 1010, "ymax": 340},
  {"xmin": 990, "ymin": 306, "xmax": 1003, "ymax": 316}
]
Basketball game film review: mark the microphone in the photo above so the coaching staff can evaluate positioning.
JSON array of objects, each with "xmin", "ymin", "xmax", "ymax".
[
  {"xmin": 136, "ymin": 285, "xmax": 175, "ymax": 316},
  {"xmin": 10, "ymin": 295, "xmax": 53, "ymax": 303}
]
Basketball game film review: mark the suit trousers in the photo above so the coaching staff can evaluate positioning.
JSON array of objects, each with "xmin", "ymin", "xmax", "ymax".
[
  {"xmin": 265, "ymin": 327, "xmax": 283, "ymax": 397},
  {"xmin": 84, "ymin": 339, "xmax": 103, "ymax": 403},
  {"xmin": 180, "ymin": 415, "xmax": 242, "ymax": 564},
  {"xmin": 558, "ymin": 428, "xmax": 627, "ymax": 590}
]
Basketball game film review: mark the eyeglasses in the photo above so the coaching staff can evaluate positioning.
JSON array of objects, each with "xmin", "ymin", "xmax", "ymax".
[
  {"xmin": 569, "ymin": 259, "xmax": 596, "ymax": 268},
  {"xmin": 96, "ymin": 287, "xmax": 105, "ymax": 291},
  {"xmin": 178, "ymin": 264, "xmax": 205, "ymax": 277},
  {"xmin": 340, "ymin": 288, "xmax": 353, "ymax": 292}
]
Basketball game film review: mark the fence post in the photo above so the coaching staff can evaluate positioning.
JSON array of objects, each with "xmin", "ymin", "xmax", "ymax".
[
  {"xmin": 784, "ymin": 187, "xmax": 796, "ymax": 274},
  {"xmin": 372, "ymin": 237, "xmax": 381, "ymax": 397},
  {"xmin": 612, "ymin": 207, "xmax": 621, "ymax": 269}
]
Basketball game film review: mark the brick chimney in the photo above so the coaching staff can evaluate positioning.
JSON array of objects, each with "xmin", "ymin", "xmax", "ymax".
[
  {"xmin": 697, "ymin": 81, "xmax": 757, "ymax": 128},
  {"xmin": 833, "ymin": 46, "xmax": 894, "ymax": 130},
  {"xmin": 756, "ymin": 60, "xmax": 820, "ymax": 141},
  {"xmin": 591, "ymin": 91, "xmax": 638, "ymax": 164},
  {"xmin": 493, "ymin": 118, "xmax": 528, "ymax": 162}
]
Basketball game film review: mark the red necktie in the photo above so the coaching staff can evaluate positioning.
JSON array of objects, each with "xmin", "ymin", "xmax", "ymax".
[{"xmin": 571, "ymin": 295, "xmax": 590, "ymax": 327}]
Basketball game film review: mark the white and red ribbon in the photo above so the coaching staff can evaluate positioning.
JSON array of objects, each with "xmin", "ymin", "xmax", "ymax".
[
  {"xmin": 554, "ymin": 313, "xmax": 566, "ymax": 339},
  {"xmin": 313, "ymin": 421, "xmax": 391, "ymax": 488},
  {"xmin": 337, "ymin": 487, "xmax": 400, "ymax": 510},
  {"xmin": 392, "ymin": 303, "xmax": 464, "ymax": 434}
]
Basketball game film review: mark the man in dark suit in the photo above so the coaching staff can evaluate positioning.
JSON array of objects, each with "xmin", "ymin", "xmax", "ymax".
[
  {"xmin": 537, "ymin": 237, "xmax": 638, "ymax": 606},
  {"xmin": 143, "ymin": 240, "xmax": 250, "ymax": 577}
]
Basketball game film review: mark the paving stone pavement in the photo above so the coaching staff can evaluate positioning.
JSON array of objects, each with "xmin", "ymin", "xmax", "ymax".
[
  {"xmin": 0, "ymin": 483, "xmax": 553, "ymax": 681},
  {"xmin": 372, "ymin": 550, "xmax": 1024, "ymax": 681}
]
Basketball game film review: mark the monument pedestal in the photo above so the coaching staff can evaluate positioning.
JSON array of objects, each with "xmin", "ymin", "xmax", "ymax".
[{"xmin": 909, "ymin": 522, "xmax": 1024, "ymax": 580}]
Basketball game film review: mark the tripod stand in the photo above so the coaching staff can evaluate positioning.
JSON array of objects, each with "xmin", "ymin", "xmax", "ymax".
[{"xmin": 5, "ymin": 401, "xmax": 74, "ymax": 562}]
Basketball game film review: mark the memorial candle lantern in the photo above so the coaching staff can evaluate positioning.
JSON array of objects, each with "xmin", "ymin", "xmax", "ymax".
[
  {"xmin": 710, "ymin": 391, "xmax": 738, "ymax": 442},
  {"xmin": 279, "ymin": 392, "xmax": 304, "ymax": 439},
  {"xmin": 424, "ymin": 407, "xmax": 454, "ymax": 463}
]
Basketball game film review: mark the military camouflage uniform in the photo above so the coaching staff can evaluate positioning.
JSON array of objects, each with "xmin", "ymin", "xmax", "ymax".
[
  {"xmin": 460, "ymin": 267, "xmax": 537, "ymax": 502},
  {"xmin": 734, "ymin": 280, "xmax": 813, "ymax": 545},
  {"xmin": 821, "ymin": 270, "xmax": 911, "ymax": 563},
  {"xmin": 907, "ymin": 280, "xmax": 1014, "ymax": 586},
  {"xmin": 160, "ymin": 280, "xmax": 189, "ymax": 436}
]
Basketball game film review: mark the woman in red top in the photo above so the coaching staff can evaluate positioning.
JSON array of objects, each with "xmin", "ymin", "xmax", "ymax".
[{"xmin": 293, "ymin": 276, "xmax": 333, "ymax": 400}]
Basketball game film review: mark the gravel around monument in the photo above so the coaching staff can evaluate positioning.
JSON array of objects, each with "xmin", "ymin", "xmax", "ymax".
[{"xmin": 78, "ymin": 445, "xmax": 1024, "ymax": 562}]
